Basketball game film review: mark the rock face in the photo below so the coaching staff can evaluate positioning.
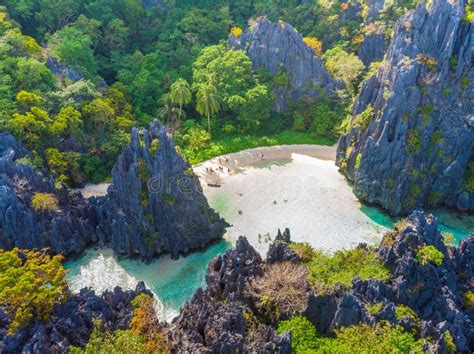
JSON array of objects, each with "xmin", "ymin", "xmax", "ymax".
[
  {"xmin": 229, "ymin": 18, "xmax": 343, "ymax": 112},
  {"xmin": 169, "ymin": 237, "xmax": 291, "ymax": 352},
  {"xmin": 337, "ymin": 0, "xmax": 473, "ymax": 214},
  {"xmin": 0, "ymin": 282, "xmax": 150, "ymax": 353},
  {"xmin": 93, "ymin": 120, "xmax": 227, "ymax": 259},
  {"xmin": 0, "ymin": 133, "xmax": 96, "ymax": 257},
  {"xmin": 0, "ymin": 122, "xmax": 227, "ymax": 260},
  {"xmin": 171, "ymin": 212, "xmax": 474, "ymax": 352}
]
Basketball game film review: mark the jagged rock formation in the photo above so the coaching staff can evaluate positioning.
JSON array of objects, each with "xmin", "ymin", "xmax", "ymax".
[
  {"xmin": 171, "ymin": 212, "xmax": 474, "ymax": 352},
  {"xmin": 0, "ymin": 121, "xmax": 226, "ymax": 260},
  {"xmin": 93, "ymin": 120, "xmax": 227, "ymax": 259},
  {"xmin": 0, "ymin": 283, "xmax": 150, "ymax": 353},
  {"xmin": 229, "ymin": 18, "xmax": 343, "ymax": 112},
  {"xmin": 337, "ymin": 0, "xmax": 473, "ymax": 214},
  {"xmin": 0, "ymin": 133, "xmax": 96, "ymax": 257},
  {"xmin": 169, "ymin": 237, "xmax": 291, "ymax": 352}
]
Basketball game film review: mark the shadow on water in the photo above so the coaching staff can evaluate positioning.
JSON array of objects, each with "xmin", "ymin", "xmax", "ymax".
[{"xmin": 360, "ymin": 204, "xmax": 474, "ymax": 243}]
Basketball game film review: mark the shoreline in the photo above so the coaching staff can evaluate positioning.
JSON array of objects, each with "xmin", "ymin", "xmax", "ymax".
[
  {"xmin": 76, "ymin": 144, "xmax": 338, "ymax": 198},
  {"xmin": 193, "ymin": 144, "xmax": 337, "ymax": 186}
]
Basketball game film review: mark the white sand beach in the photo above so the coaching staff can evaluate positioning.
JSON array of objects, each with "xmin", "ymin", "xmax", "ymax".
[{"xmin": 199, "ymin": 148, "xmax": 386, "ymax": 255}]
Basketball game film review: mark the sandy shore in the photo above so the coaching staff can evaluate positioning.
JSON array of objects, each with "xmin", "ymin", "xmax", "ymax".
[
  {"xmin": 76, "ymin": 145, "xmax": 337, "ymax": 198},
  {"xmin": 193, "ymin": 144, "xmax": 337, "ymax": 186}
]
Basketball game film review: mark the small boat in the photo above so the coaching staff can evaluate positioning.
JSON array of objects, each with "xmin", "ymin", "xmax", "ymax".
[{"xmin": 207, "ymin": 183, "xmax": 221, "ymax": 188}]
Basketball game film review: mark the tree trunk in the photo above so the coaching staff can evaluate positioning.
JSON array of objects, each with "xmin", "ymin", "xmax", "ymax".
[{"xmin": 207, "ymin": 112, "xmax": 211, "ymax": 136}]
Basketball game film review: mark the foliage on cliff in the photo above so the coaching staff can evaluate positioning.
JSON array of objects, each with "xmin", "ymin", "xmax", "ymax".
[{"xmin": 0, "ymin": 248, "xmax": 68, "ymax": 334}]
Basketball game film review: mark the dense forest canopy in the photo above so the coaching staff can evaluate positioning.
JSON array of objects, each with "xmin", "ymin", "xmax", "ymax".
[{"xmin": 0, "ymin": 0, "xmax": 419, "ymax": 185}]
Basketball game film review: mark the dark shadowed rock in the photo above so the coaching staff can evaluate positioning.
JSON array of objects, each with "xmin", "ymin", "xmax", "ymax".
[
  {"xmin": 337, "ymin": 0, "xmax": 473, "ymax": 214},
  {"xmin": 0, "ymin": 283, "xmax": 150, "ymax": 353},
  {"xmin": 170, "ymin": 236, "xmax": 290, "ymax": 352},
  {"xmin": 0, "ymin": 133, "xmax": 96, "ymax": 257},
  {"xmin": 230, "ymin": 18, "xmax": 343, "ymax": 112},
  {"xmin": 93, "ymin": 120, "xmax": 227, "ymax": 260}
]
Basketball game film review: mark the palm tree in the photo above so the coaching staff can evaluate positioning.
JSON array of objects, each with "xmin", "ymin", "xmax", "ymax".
[
  {"xmin": 157, "ymin": 94, "xmax": 184, "ymax": 129},
  {"xmin": 196, "ymin": 84, "xmax": 220, "ymax": 135},
  {"xmin": 169, "ymin": 78, "xmax": 192, "ymax": 128}
]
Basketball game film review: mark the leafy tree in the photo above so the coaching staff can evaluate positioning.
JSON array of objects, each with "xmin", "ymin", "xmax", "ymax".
[
  {"xmin": 48, "ymin": 26, "xmax": 97, "ymax": 76},
  {"xmin": 157, "ymin": 94, "xmax": 183, "ymax": 128},
  {"xmin": 0, "ymin": 248, "xmax": 68, "ymax": 334},
  {"xmin": 69, "ymin": 321, "xmax": 148, "ymax": 354},
  {"xmin": 49, "ymin": 106, "xmax": 83, "ymax": 137},
  {"xmin": 169, "ymin": 78, "xmax": 192, "ymax": 128},
  {"xmin": 303, "ymin": 36, "xmax": 323, "ymax": 56},
  {"xmin": 196, "ymin": 83, "xmax": 220, "ymax": 134},
  {"xmin": 323, "ymin": 46, "xmax": 365, "ymax": 94},
  {"xmin": 9, "ymin": 106, "xmax": 51, "ymax": 145}
]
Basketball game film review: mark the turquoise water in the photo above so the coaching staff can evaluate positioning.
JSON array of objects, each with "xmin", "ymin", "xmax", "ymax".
[
  {"xmin": 65, "ymin": 240, "xmax": 231, "ymax": 320},
  {"xmin": 360, "ymin": 205, "xmax": 473, "ymax": 243}
]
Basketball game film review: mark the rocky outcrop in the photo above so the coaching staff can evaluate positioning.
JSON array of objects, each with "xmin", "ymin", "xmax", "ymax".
[
  {"xmin": 171, "ymin": 211, "xmax": 474, "ymax": 352},
  {"xmin": 229, "ymin": 18, "xmax": 343, "ymax": 112},
  {"xmin": 169, "ymin": 237, "xmax": 291, "ymax": 352},
  {"xmin": 0, "ymin": 122, "xmax": 227, "ymax": 260},
  {"xmin": 0, "ymin": 133, "xmax": 96, "ymax": 257},
  {"xmin": 93, "ymin": 120, "xmax": 227, "ymax": 259},
  {"xmin": 337, "ymin": 0, "xmax": 473, "ymax": 214},
  {"xmin": 0, "ymin": 283, "xmax": 150, "ymax": 353}
]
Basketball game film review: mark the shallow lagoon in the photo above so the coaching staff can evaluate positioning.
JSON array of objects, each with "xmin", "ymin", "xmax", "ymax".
[{"xmin": 66, "ymin": 153, "xmax": 473, "ymax": 321}]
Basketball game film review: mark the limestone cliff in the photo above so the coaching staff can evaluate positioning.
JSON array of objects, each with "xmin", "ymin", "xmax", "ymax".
[
  {"xmin": 0, "ymin": 133, "xmax": 95, "ymax": 257},
  {"xmin": 93, "ymin": 120, "xmax": 227, "ymax": 259},
  {"xmin": 229, "ymin": 18, "xmax": 343, "ymax": 112},
  {"xmin": 337, "ymin": 0, "xmax": 473, "ymax": 214}
]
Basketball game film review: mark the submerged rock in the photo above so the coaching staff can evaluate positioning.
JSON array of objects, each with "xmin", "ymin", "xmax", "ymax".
[
  {"xmin": 230, "ymin": 18, "xmax": 343, "ymax": 112},
  {"xmin": 93, "ymin": 120, "xmax": 227, "ymax": 259},
  {"xmin": 337, "ymin": 0, "xmax": 474, "ymax": 214}
]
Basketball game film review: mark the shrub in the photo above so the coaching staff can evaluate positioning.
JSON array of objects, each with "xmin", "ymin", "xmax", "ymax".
[
  {"xmin": 416, "ymin": 54, "xmax": 437, "ymax": 71},
  {"xmin": 464, "ymin": 161, "xmax": 474, "ymax": 192},
  {"xmin": 277, "ymin": 318, "xmax": 423, "ymax": 353},
  {"xmin": 353, "ymin": 104, "xmax": 373, "ymax": 130},
  {"xmin": 277, "ymin": 316, "xmax": 319, "ymax": 352},
  {"xmin": 130, "ymin": 294, "xmax": 170, "ymax": 353},
  {"xmin": 462, "ymin": 291, "xmax": 474, "ymax": 307},
  {"xmin": 245, "ymin": 262, "xmax": 309, "ymax": 322},
  {"xmin": 70, "ymin": 320, "xmax": 148, "ymax": 354},
  {"xmin": 303, "ymin": 37, "xmax": 323, "ymax": 56},
  {"xmin": 406, "ymin": 129, "xmax": 421, "ymax": 154},
  {"xmin": 230, "ymin": 26, "xmax": 243, "ymax": 38},
  {"xmin": 415, "ymin": 245, "xmax": 444, "ymax": 266},
  {"xmin": 0, "ymin": 249, "xmax": 68, "ymax": 334},
  {"xmin": 366, "ymin": 302, "xmax": 383, "ymax": 316},
  {"xmin": 444, "ymin": 330, "xmax": 456, "ymax": 354},
  {"xmin": 317, "ymin": 321, "xmax": 424, "ymax": 353},
  {"xmin": 395, "ymin": 305, "xmax": 420, "ymax": 325},
  {"xmin": 355, "ymin": 153, "xmax": 362, "ymax": 171},
  {"xmin": 31, "ymin": 192, "xmax": 59, "ymax": 212},
  {"xmin": 298, "ymin": 244, "xmax": 391, "ymax": 290},
  {"xmin": 463, "ymin": 1, "xmax": 474, "ymax": 23}
]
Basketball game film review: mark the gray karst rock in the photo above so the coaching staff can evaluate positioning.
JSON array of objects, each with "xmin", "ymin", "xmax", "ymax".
[
  {"xmin": 337, "ymin": 0, "xmax": 473, "ymax": 214},
  {"xmin": 0, "ymin": 133, "xmax": 96, "ymax": 257},
  {"xmin": 93, "ymin": 120, "xmax": 227, "ymax": 259},
  {"xmin": 0, "ymin": 122, "xmax": 227, "ymax": 260},
  {"xmin": 229, "ymin": 18, "xmax": 343, "ymax": 112},
  {"xmin": 1, "ymin": 282, "xmax": 151, "ymax": 353}
]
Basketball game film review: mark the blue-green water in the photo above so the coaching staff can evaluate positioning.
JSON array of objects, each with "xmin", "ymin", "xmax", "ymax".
[
  {"xmin": 65, "ymin": 241, "xmax": 231, "ymax": 321},
  {"xmin": 360, "ymin": 205, "xmax": 473, "ymax": 243}
]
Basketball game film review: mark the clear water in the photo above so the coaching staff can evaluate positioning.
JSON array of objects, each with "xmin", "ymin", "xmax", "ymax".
[
  {"xmin": 66, "ymin": 156, "xmax": 473, "ymax": 321},
  {"xmin": 65, "ymin": 241, "xmax": 231, "ymax": 321},
  {"xmin": 360, "ymin": 205, "xmax": 473, "ymax": 243}
]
